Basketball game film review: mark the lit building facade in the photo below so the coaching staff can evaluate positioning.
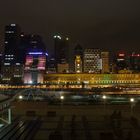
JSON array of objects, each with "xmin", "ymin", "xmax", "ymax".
[
  {"xmin": 18, "ymin": 34, "xmax": 46, "ymax": 65},
  {"xmin": 74, "ymin": 44, "xmax": 83, "ymax": 72},
  {"xmin": 2, "ymin": 24, "xmax": 21, "ymax": 83},
  {"xmin": 24, "ymin": 52, "xmax": 47, "ymax": 84},
  {"xmin": 4, "ymin": 24, "xmax": 21, "ymax": 64},
  {"xmin": 45, "ymin": 73, "xmax": 140, "ymax": 88},
  {"xmin": 101, "ymin": 52, "xmax": 109, "ymax": 73},
  {"xmin": 83, "ymin": 48, "xmax": 101, "ymax": 73},
  {"xmin": 75, "ymin": 55, "xmax": 82, "ymax": 73},
  {"xmin": 116, "ymin": 52, "xmax": 128, "ymax": 72}
]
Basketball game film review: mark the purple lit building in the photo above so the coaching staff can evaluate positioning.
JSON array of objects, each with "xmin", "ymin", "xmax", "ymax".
[{"xmin": 24, "ymin": 52, "xmax": 48, "ymax": 84}]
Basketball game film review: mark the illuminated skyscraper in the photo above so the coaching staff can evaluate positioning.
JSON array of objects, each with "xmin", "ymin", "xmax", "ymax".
[
  {"xmin": 18, "ymin": 34, "xmax": 46, "ymax": 64},
  {"xmin": 24, "ymin": 52, "xmax": 48, "ymax": 84},
  {"xmin": 4, "ymin": 24, "xmax": 21, "ymax": 64},
  {"xmin": 83, "ymin": 48, "xmax": 101, "ymax": 73},
  {"xmin": 2, "ymin": 24, "xmax": 21, "ymax": 84}
]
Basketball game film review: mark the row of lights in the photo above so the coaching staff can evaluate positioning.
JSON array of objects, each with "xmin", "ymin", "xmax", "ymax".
[
  {"xmin": 18, "ymin": 95, "xmax": 64, "ymax": 100},
  {"xmin": 102, "ymin": 95, "xmax": 135, "ymax": 102},
  {"xmin": 18, "ymin": 94, "xmax": 134, "ymax": 103}
]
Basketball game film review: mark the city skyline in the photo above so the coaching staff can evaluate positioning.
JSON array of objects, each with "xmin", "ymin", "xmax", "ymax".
[
  {"xmin": 0, "ymin": 24, "xmax": 140, "ymax": 56},
  {"xmin": 1, "ymin": 2, "xmax": 140, "ymax": 139},
  {"xmin": 0, "ymin": 0, "xmax": 140, "ymax": 54},
  {"xmin": 1, "ymin": 23, "xmax": 139, "ymax": 85}
]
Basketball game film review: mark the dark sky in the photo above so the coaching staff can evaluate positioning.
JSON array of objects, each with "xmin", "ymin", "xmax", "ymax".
[{"xmin": 0, "ymin": 0, "xmax": 140, "ymax": 55}]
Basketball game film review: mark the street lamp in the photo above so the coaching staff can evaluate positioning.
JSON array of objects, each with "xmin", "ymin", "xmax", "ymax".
[
  {"xmin": 130, "ymin": 98, "xmax": 134, "ymax": 102},
  {"xmin": 19, "ymin": 95, "xmax": 23, "ymax": 100},
  {"xmin": 130, "ymin": 98, "xmax": 135, "ymax": 116},
  {"xmin": 60, "ymin": 95, "xmax": 64, "ymax": 100},
  {"xmin": 102, "ymin": 95, "xmax": 107, "ymax": 99},
  {"xmin": 60, "ymin": 95, "xmax": 64, "ymax": 106},
  {"xmin": 102, "ymin": 95, "xmax": 107, "ymax": 115}
]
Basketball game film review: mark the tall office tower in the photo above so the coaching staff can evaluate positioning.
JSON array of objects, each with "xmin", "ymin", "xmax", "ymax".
[
  {"xmin": 101, "ymin": 52, "xmax": 110, "ymax": 73},
  {"xmin": 2, "ymin": 24, "xmax": 21, "ymax": 84},
  {"xmin": 24, "ymin": 52, "xmax": 47, "ymax": 84},
  {"xmin": 29, "ymin": 35, "xmax": 46, "ymax": 52},
  {"xmin": 54, "ymin": 35, "xmax": 69, "ymax": 72},
  {"xmin": 115, "ymin": 52, "xmax": 128, "ymax": 72},
  {"xmin": 83, "ymin": 48, "xmax": 101, "ymax": 73},
  {"xmin": 75, "ymin": 56, "xmax": 82, "ymax": 73},
  {"xmin": 129, "ymin": 52, "xmax": 140, "ymax": 72},
  {"xmin": 17, "ymin": 34, "xmax": 46, "ymax": 65},
  {"xmin": 4, "ymin": 24, "xmax": 21, "ymax": 64},
  {"xmin": 17, "ymin": 33, "xmax": 30, "ymax": 64}
]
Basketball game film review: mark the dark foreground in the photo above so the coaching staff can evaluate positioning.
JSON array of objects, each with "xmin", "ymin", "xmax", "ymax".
[{"xmin": 0, "ymin": 101, "xmax": 140, "ymax": 140}]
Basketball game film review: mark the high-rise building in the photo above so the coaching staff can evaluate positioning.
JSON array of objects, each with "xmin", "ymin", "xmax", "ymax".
[
  {"xmin": 129, "ymin": 52, "xmax": 140, "ymax": 72},
  {"xmin": 47, "ymin": 56, "xmax": 56, "ymax": 73},
  {"xmin": 4, "ymin": 24, "xmax": 21, "ymax": 64},
  {"xmin": 54, "ymin": 35, "xmax": 69, "ymax": 72},
  {"xmin": 115, "ymin": 52, "xmax": 128, "ymax": 72},
  {"xmin": 101, "ymin": 52, "xmax": 110, "ymax": 73},
  {"xmin": 2, "ymin": 24, "xmax": 21, "ymax": 84},
  {"xmin": 83, "ymin": 48, "xmax": 101, "ymax": 73},
  {"xmin": 19, "ymin": 34, "xmax": 46, "ymax": 63},
  {"xmin": 2, "ymin": 24, "xmax": 47, "ymax": 84},
  {"xmin": 28, "ymin": 35, "xmax": 46, "ymax": 52},
  {"xmin": 24, "ymin": 52, "xmax": 48, "ymax": 84},
  {"xmin": 17, "ymin": 33, "xmax": 31, "ymax": 64},
  {"xmin": 17, "ymin": 34, "xmax": 46, "ymax": 65}
]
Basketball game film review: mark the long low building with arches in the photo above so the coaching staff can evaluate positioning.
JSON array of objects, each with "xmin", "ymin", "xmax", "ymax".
[{"xmin": 44, "ymin": 73, "xmax": 140, "ymax": 88}]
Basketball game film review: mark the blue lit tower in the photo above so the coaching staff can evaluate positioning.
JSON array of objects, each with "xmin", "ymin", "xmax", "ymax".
[
  {"xmin": 23, "ymin": 35, "xmax": 47, "ymax": 84},
  {"xmin": 18, "ymin": 34, "xmax": 46, "ymax": 64}
]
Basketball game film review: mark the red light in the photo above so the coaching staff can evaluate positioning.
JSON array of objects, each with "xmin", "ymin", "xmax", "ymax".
[{"xmin": 131, "ymin": 54, "xmax": 140, "ymax": 57}]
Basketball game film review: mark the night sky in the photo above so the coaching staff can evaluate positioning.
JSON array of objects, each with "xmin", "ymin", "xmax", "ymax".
[{"xmin": 0, "ymin": 0, "xmax": 140, "ymax": 55}]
